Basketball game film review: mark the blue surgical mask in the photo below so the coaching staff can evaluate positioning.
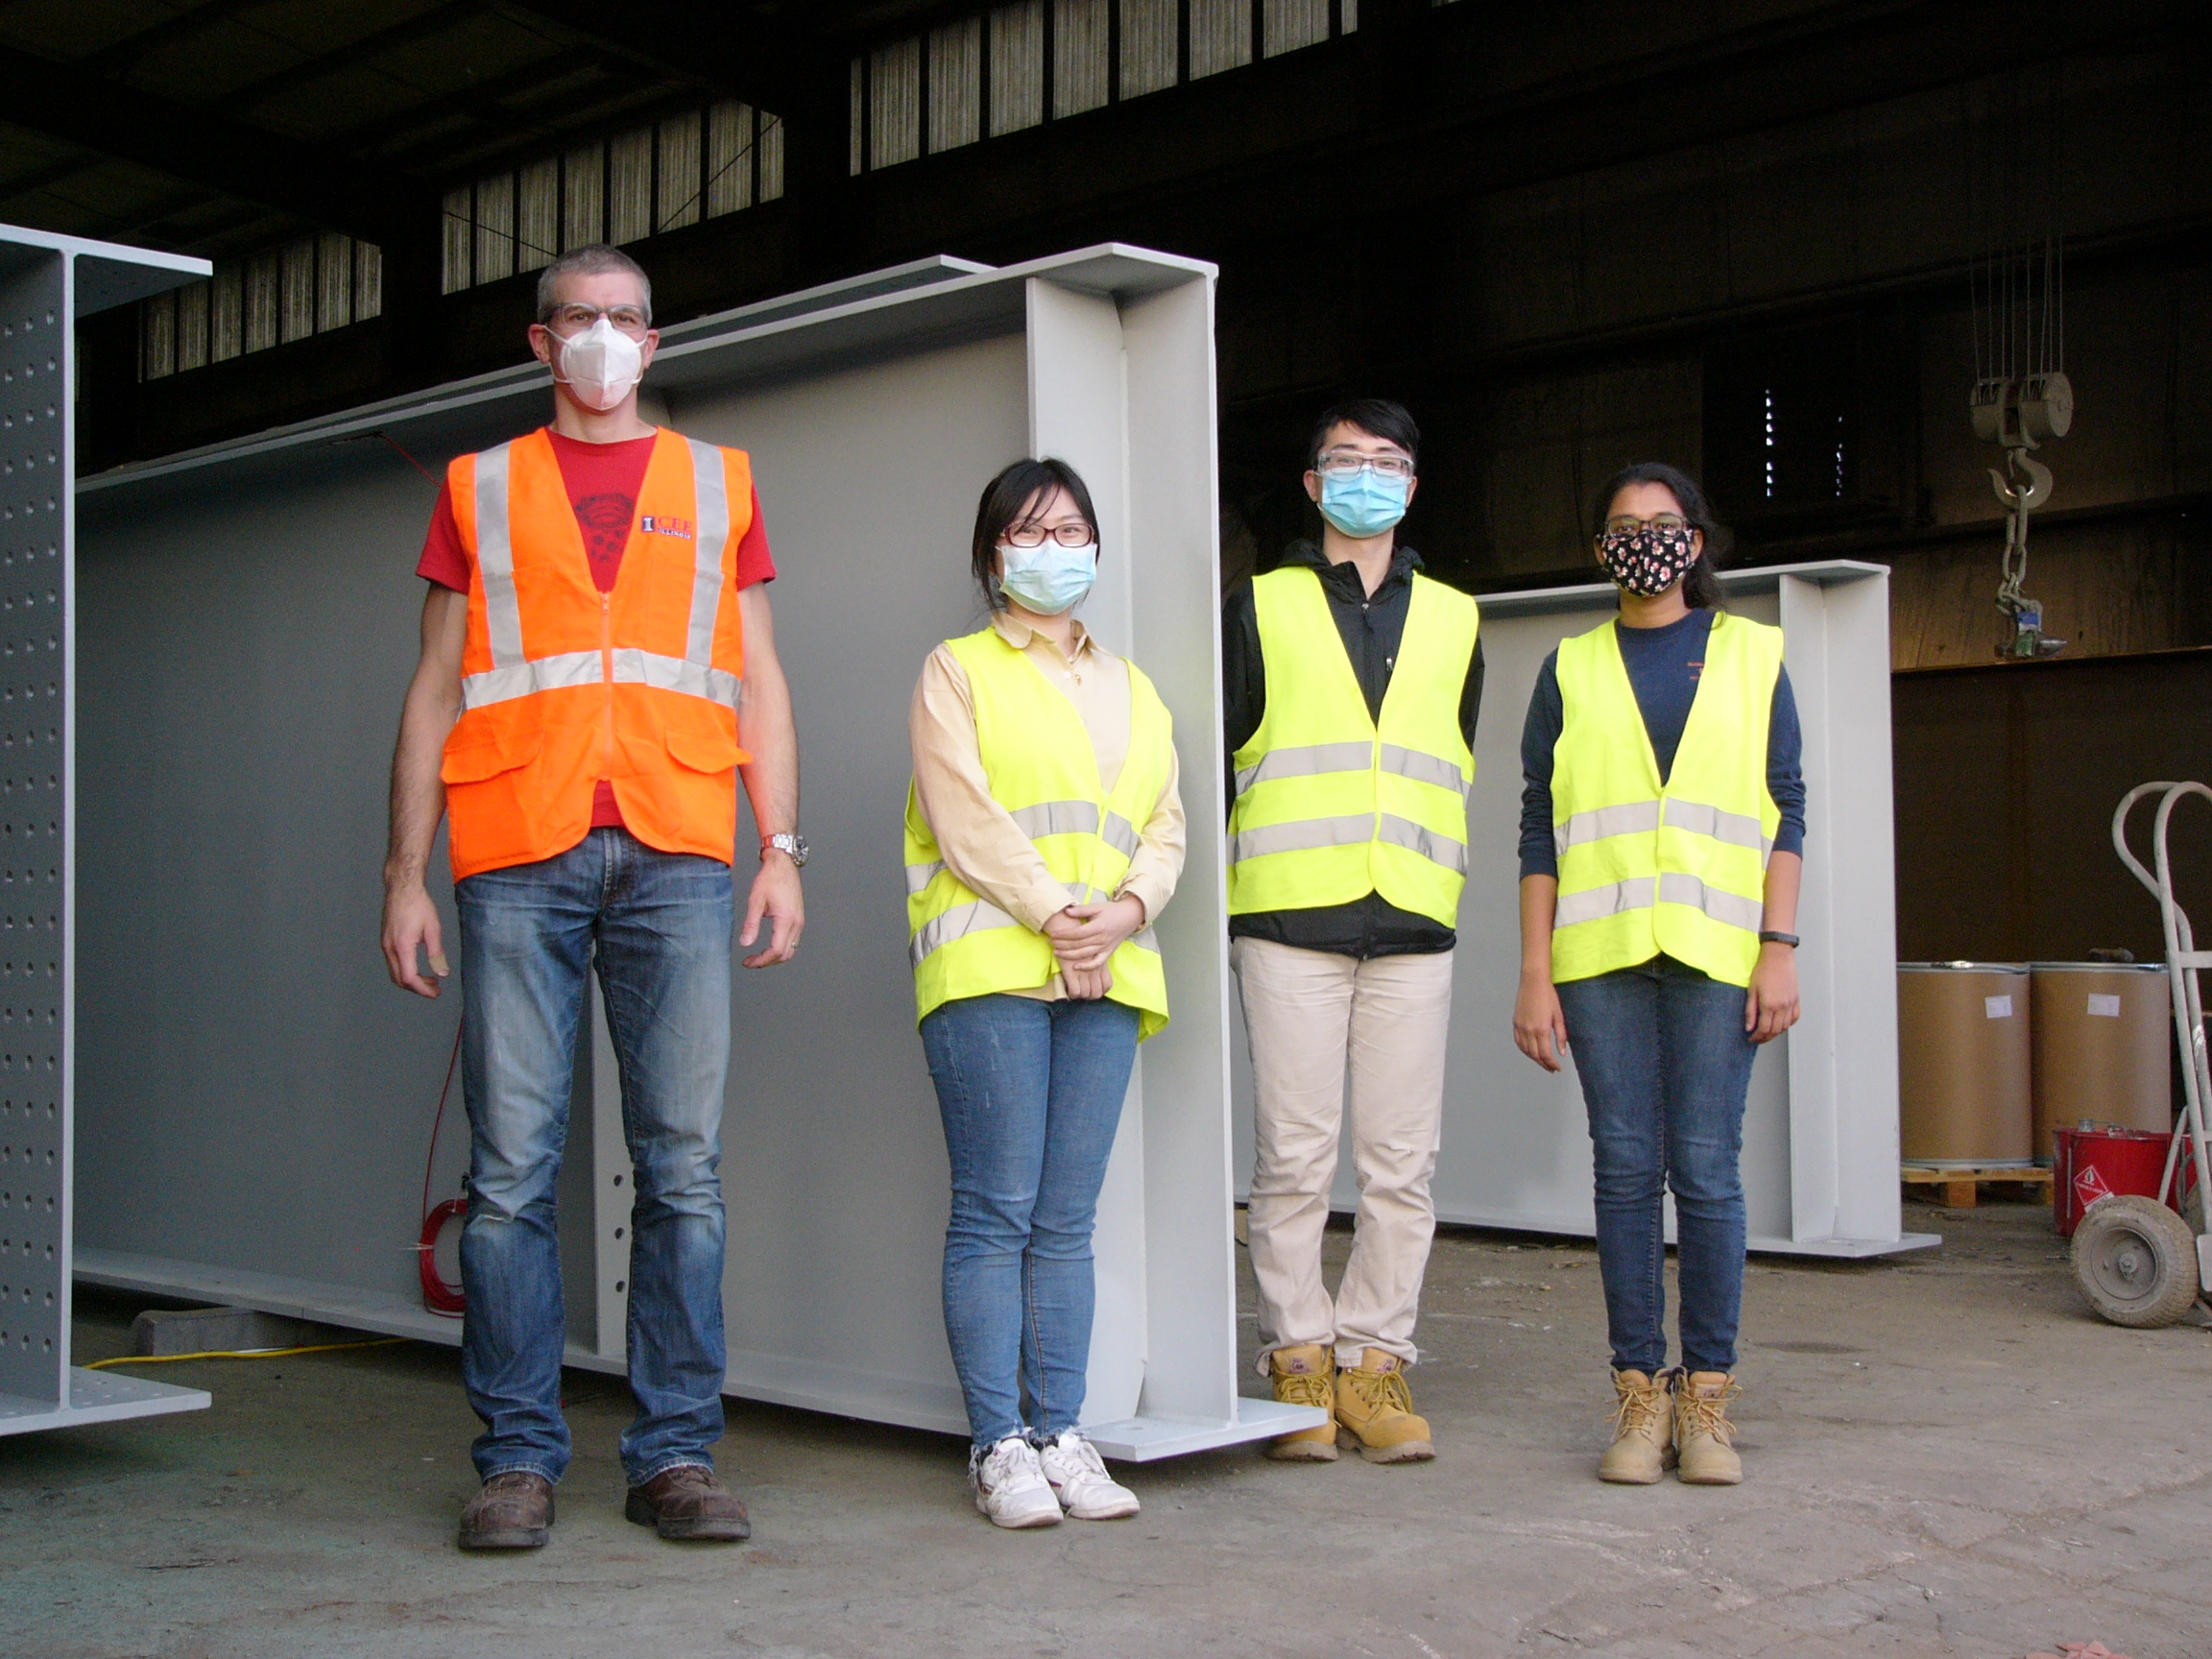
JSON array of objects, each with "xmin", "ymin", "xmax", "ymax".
[
  {"xmin": 1318, "ymin": 469, "xmax": 1409, "ymax": 540},
  {"xmin": 997, "ymin": 541, "xmax": 1098, "ymax": 615}
]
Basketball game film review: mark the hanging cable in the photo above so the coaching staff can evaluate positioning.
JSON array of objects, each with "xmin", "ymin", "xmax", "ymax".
[{"xmin": 418, "ymin": 1021, "xmax": 468, "ymax": 1316}]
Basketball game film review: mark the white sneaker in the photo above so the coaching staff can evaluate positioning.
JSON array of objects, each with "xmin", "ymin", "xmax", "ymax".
[
  {"xmin": 1036, "ymin": 1431, "xmax": 1140, "ymax": 1520},
  {"xmin": 970, "ymin": 1435, "xmax": 1063, "ymax": 1529}
]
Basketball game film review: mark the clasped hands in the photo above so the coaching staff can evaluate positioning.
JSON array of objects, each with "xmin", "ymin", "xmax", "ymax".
[{"xmin": 1041, "ymin": 895, "xmax": 1146, "ymax": 1000}]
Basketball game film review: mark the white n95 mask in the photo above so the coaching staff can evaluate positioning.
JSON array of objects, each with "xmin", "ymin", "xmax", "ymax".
[{"xmin": 553, "ymin": 317, "xmax": 643, "ymax": 411}]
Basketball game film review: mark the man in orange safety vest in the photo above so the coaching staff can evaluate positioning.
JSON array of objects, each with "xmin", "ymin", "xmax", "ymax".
[{"xmin": 380, "ymin": 244, "xmax": 803, "ymax": 1552}]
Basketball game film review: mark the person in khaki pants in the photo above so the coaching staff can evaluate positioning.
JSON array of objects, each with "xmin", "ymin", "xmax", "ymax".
[{"xmin": 1222, "ymin": 398, "xmax": 1482, "ymax": 1462}]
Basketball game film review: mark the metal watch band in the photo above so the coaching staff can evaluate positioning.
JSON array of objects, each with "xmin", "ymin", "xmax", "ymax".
[{"xmin": 762, "ymin": 831, "xmax": 808, "ymax": 868}]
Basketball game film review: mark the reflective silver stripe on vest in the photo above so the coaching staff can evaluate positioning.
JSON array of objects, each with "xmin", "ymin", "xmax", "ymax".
[
  {"xmin": 1553, "ymin": 800, "xmax": 1664, "ymax": 859},
  {"xmin": 908, "ymin": 898, "xmax": 1023, "ymax": 968},
  {"xmin": 1234, "ymin": 740, "xmax": 1374, "ymax": 797},
  {"xmin": 911, "ymin": 801, "xmax": 1136, "ymax": 924},
  {"xmin": 1130, "ymin": 926, "xmax": 1161, "ymax": 954},
  {"xmin": 1657, "ymin": 872, "xmax": 1765, "ymax": 933},
  {"xmin": 1009, "ymin": 800, "xmax": 1100, "ymax": 840},
  {"xmin": 1100, "ymin": 810, "xmax": 1140, "ymax": 858},
  {"xmin": 1662, "ymin": 797, "xmax": 1774, "ymax": 857},
  {"xmin": 461, "ymin": 648, "xmax": 605, "ymax": 709},
  {"xmin": 472, "ymin": 442, "xmax": 523, "ymax": 668},
  {"xmin": 1379, "ymin": 743, "xmax": 1468, "ymax": 795},
  {"xmin": 683, "ymin": 438, "xmax": 731, "ymax": 668},
  {"xmin": 610, "ymin": 647, "xmax": 742, "ymax": 708},
  {"xmin": 1229, "ymin": 812, "xmax": 1377, "ymax": 864},
  {"xmin": 469, "ymin": 437, "xmax": 736, "ymax": 709},
  {"xmin": 1378, "ymin": 813, "xmax": 1468, "ymax": 875},
  {"xmin": 1553, "ymin": 877, "xmax": 1657, "ymax": 928}
]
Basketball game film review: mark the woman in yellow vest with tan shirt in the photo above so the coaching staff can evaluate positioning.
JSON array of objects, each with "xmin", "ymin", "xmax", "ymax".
[
  {"xmin": 1513, "ymin": 463, "xmax": 1806, "ymax": 1489},
  {"xmin": 905, "ymin": 458, "xmax": 1185, "ymax": 1529}
]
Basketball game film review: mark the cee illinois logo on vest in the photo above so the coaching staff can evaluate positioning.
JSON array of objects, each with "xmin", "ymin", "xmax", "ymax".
[{"xmin": 640, "ymin": 514, "xmax": 695, "ymax": 540}]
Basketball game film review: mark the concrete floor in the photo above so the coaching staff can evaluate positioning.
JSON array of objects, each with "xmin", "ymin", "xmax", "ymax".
[{"xmin": 3, "ymin": 1201, "xmax": 2204, "ymax": 1659}]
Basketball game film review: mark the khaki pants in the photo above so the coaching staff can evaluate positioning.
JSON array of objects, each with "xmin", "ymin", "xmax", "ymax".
[{"xmin": 1233, "ymin": 936, "xmax": 1453, "ymax": 1372}]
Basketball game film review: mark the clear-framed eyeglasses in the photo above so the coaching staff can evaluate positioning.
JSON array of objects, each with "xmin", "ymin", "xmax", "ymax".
[
  {"xmin": 1001, "ymin": 520, "xmax": 1096, "ymax": 549},
  {"xmin": 1600, "ymin": 514, "xmax": 1690, "ymax": 538},
  {"xmin": 545, "ymin": 302, "xmax": 652, "ymax": 338},
  {"xmin": 1314, "ymin": 450, "xmax": 1414, "ymax": 481}
]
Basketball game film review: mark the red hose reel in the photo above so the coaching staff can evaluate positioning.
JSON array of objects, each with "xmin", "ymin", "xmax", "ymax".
[{"xmin": 420, "ymin": 1198, "xmax": 467, "ymax": 1316}]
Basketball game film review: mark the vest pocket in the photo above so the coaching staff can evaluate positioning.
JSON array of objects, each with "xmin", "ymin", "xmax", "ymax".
[
  {"xmin": 440, "ymin": 720, "xmax": 542, "ymax": 783},
  {"xmin": 662, "ymin": 716, "xmax": 742, "ymax": 776}
]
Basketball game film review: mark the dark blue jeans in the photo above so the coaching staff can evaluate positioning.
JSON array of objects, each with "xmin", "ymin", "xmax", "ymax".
[
  {"xmin": 1556, "ymin": 953, "xmax": 1759, "ymax": 1375},
  {"xmin": 454, "ymin": 829, "xmax": 733, "ymax": 1487},
  {"xmin": 920, "ymin": 993, "xmax": 1140, "ymax": 1450}
]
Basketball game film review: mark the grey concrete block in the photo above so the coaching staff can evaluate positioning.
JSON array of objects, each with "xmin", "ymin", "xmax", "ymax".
[{"xmin": 128, "ymin": 1306, "xmax": 370, "ymax": 1358}]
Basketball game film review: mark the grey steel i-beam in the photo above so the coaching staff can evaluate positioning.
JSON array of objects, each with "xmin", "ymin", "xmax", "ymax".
[
  {"xmin": 0, "ymin": 223, "xmax": 210, "ymax": 1437},
  {"xmin": 71, "ymin": 246, "xmax": 1321, "ymax": 1459}
]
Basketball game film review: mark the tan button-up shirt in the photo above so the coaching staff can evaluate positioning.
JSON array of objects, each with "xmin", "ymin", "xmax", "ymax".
[{"xmin": 909, "ymin": 612, "xmax": 1186, "ymax": 1002}]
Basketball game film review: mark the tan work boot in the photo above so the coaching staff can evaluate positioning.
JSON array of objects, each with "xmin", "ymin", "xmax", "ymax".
[
  {"xmin": 1334, "ymin": 1350, "xmax": 1434, "ymax": 1463},
  {"xmin": 1599, "ymin": 1369, "xmax": 1676, "ymax": 1484},
  {"xmin": 1673, "ymin": 1371, "xmax": 1743, "ymax": 1484},
  {"xmin": 1264, "ymin": 1343, "xmax": 1339, "ymax": 1461}
]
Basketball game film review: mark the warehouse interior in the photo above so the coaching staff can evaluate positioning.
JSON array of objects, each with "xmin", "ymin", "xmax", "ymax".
[{"xmin": 3, "ymin": 2, "xmax": 2211, "ymax": 1655}]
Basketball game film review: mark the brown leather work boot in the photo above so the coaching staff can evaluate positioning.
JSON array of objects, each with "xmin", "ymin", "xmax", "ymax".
[
  {"xmin": 1333, "ymin": 1350, "xmax": 1435, "ymax": 1463},
  {"xmin": 1673, "ymin": 1372, "xmax": 1743, "ymax": 1485},
  {"xmin": 1599, "ymin": 1369, "xmax": 1676, "ymax": 1484},
  {"xmin": 458, "ymin": 1471, "xmax": 554, "ymax": 1550},
  {"xmin": 1264, "ymin": 1343, "xmax": 1339, "ymax": 1462},
  {"xmin": 625, "ymin": 1463, "xmax": 752, "ymax": 1541}
]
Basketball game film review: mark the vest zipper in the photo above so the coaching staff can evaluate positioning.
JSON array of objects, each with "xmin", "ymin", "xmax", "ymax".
[{"xmin": 601, "ymin": 592, "xmax": 615, "ymax": 785}]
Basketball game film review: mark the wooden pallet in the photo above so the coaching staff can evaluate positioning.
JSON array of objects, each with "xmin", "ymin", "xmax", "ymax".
[{"xmin": 1901, "ymin": 1165, "xmax": 2054, "ymax": 1209}]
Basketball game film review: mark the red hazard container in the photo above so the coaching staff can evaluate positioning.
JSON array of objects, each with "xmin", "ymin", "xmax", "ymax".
[{"xmin": 2052, "ymin": 1124, "xmax": 2194, "ymax": 1238}]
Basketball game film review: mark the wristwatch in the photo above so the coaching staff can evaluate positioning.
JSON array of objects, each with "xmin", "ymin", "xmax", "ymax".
[
  {"xmin": 761, "ymin": 831, "xmax": 809, "ymax": 868},
  {"xmin": 1758, "ymin": 930, "xmax": 1799, "ymax": 948}
]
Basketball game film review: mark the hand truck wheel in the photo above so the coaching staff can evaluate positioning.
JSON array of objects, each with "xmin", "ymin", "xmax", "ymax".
[{"xmin": 2071, "ymin": 1194, "xmax": 2201, "ymax": 1328}]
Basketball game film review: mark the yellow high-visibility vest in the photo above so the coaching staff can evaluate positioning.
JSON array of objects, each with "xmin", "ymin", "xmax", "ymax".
[
  {"xmin": 1227, "ymin": 566, "xmax": 1479, "ymax": 927},
  {"xmin": 904, "ymin": 627, "xmax": 1174, "ymax": 1039},
  {"xmin": 1549, "ymin": 612, "xmax": 1784, "ymax": 989}
]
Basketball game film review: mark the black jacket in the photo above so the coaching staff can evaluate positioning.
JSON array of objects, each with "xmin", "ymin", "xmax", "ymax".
[{"xmin": 1221, "ymin": 540, "xmax": 1485, "ymax": 958}]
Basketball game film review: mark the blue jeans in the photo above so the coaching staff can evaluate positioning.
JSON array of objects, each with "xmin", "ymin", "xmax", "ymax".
[
  {"xmin": 920, "ymin": 994, "xmax": 1140, "ymax": 1450},
  {"xmin": 455, "ymin": 828, "xmax": 733, "ymax": 1487},
  {"xmin": 1555, "ymin": 953, "xmax": 1759, "ymax": 1375}
]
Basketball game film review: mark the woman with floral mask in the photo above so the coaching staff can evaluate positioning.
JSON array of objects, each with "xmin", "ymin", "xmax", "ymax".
[
  {"xmin": 1510, "ymin": 462, "xmax": 1806, "ymax": 1488},
  {"xmin": 904, "ymin": 458, "xmax": 1186, "ymax": 1528}
]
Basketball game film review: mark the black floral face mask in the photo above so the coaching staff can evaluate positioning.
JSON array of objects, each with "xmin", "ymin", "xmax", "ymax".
[{"xmin": 1597, "ymin": 525, "xmax": 1700, "ymax": 597}]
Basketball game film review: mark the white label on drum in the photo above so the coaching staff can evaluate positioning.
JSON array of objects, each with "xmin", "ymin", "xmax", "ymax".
[
  {"xmin": 1984, "ymin": 995, "xmax": 2013, "ymax": 1019},
  {"xmin": 2086, "ymin": 993, "xmax": 2123, "ymax": 1018}
]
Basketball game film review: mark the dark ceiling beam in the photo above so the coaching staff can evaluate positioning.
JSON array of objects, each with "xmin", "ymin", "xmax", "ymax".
[
  {"xmin": 224, "ymin": 0, "xmax": 491, "ymax": 112},
  {"xmin": 78, "ymin": 0, "xmax": 271, "ymax": 77},
  {"xmin": 0, "ymin": 43, "xmax": 434, "ymax": 246},
  {"xmin": 334, "ymin": 46, "xmax": 652, "ymax": 157},
  {"xmin": 493, "ymin": 1, "xmax": 800, "ymax": 109},
  {"xmin": 0, "ymin": 151, "xmax": 105, "ymax": 206}
]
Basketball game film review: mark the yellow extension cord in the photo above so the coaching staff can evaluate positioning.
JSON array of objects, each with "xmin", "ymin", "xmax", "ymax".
[{"xmin": 84, "ymin": 1337, "xmax": 407, "ymax": 1370}]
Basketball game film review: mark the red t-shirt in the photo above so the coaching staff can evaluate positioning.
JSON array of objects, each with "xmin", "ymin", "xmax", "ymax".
[{"xmin": 418, "ymin": 428, "xmax": 776, "ymax": 828}]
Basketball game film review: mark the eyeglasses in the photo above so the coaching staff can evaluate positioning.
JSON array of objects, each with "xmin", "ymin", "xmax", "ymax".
[
  {"xmin": 1601, "ymin": 515, "xmax": 1690, "ymax": 538},
  {"xmin": 1315, "ymin": 451, "xmax": 1414, "ymax": 480},
  {"xmin": 1002, "ymin": 521, "xmax": 1095, "ymax": 549},
  {"xmin": 545, "ymin": 302, "xmax": 652, "ymax": 337}
]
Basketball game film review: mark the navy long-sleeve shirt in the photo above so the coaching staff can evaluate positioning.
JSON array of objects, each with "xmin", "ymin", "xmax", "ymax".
[{"xmin": 1518, "ymin": 609, "xmax": 1806, "ymax": 880}]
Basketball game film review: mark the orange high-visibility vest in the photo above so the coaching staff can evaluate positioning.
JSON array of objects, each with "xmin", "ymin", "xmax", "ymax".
[{"xmin": 440, "ymin": 427, "xmax": 754, "ymax": 879}]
